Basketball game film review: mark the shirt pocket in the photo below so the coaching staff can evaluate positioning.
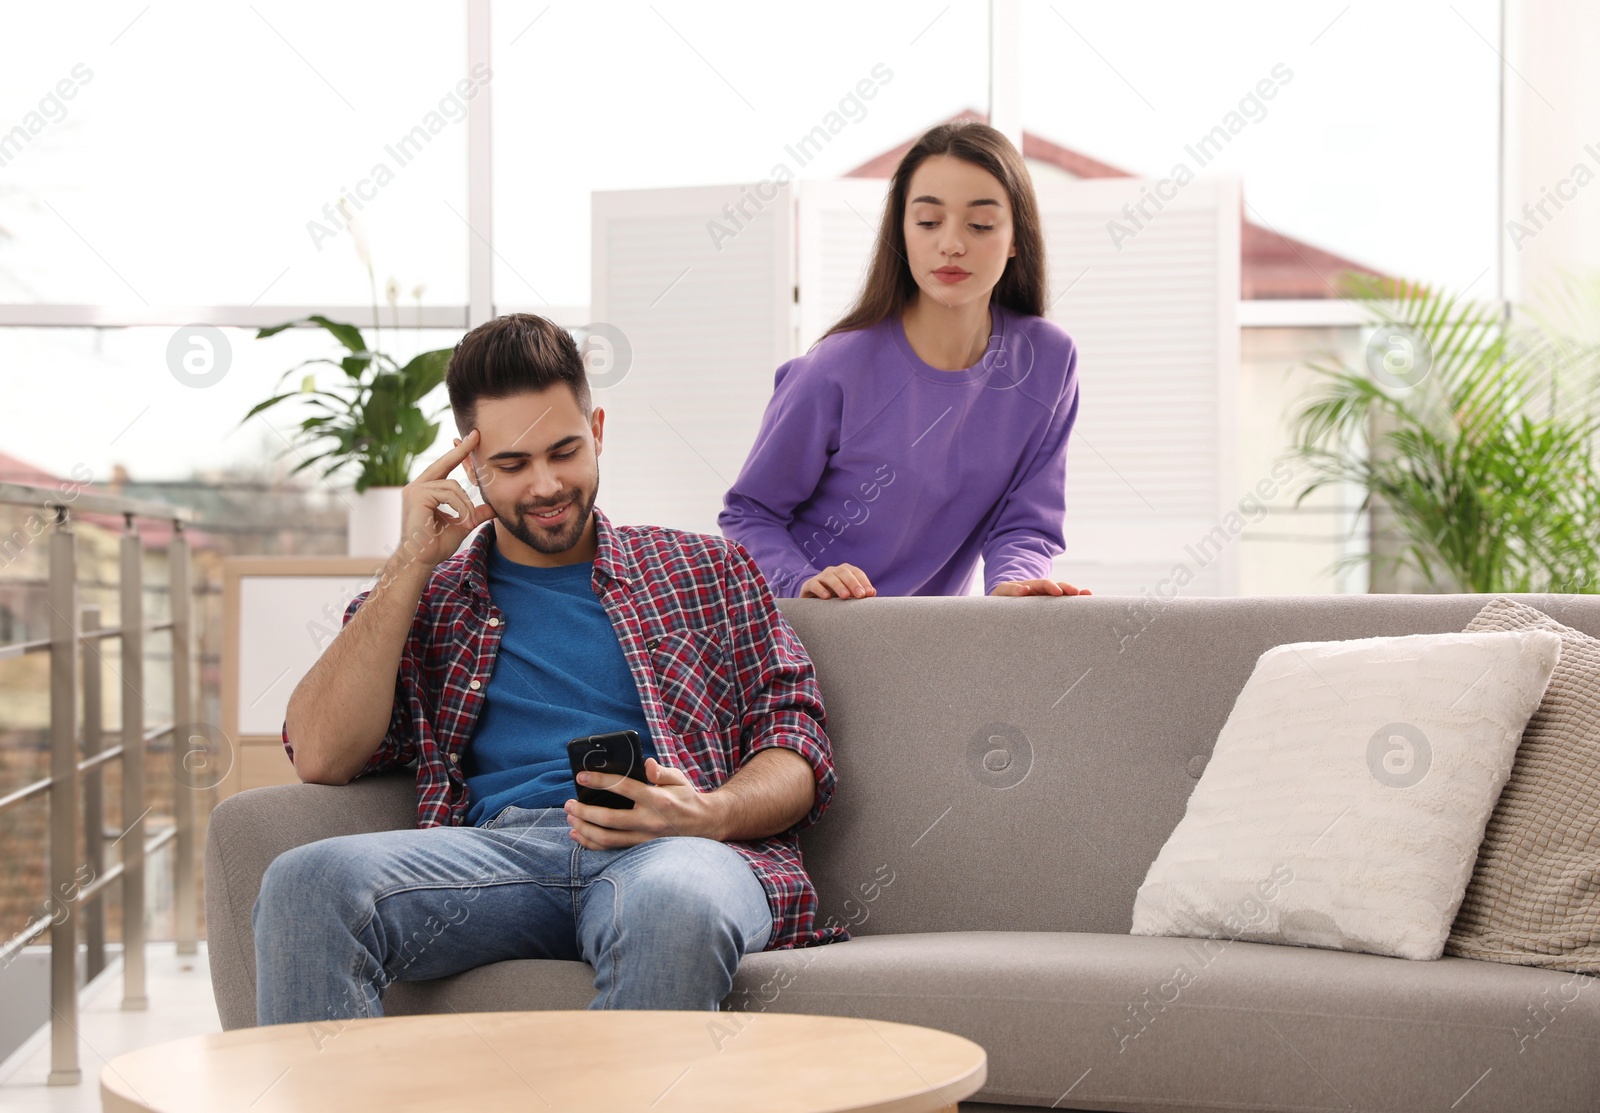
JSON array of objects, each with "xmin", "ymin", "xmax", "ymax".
[{"xmin": 647, "ymin": 629, "xmax": 736, "ymax": 734}]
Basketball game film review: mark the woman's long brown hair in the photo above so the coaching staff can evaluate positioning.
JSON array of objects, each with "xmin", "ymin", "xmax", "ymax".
[{"xmin": 821, "ymin": 121, "xmax": 1048, "ymax": 342}]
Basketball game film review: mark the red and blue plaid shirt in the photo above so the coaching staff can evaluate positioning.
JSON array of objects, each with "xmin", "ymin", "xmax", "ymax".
[{"xmin": 281, "ymin": 507, "xmax": 845, "ymax": 950}]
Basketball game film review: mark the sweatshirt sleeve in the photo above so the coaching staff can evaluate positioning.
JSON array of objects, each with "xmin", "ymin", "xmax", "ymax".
[
  {"xmin": 719, "ymin": 358, "xmax": 842, "ymax": 598},
  {"xmin": 981, "ymin": 343, "xmax": 1080, "ymax": 592}
]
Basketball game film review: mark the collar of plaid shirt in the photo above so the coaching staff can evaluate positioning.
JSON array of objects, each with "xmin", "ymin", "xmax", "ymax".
[{"xmin": 289, "ymin": 506, "xmax": 849, "ymax": 952}]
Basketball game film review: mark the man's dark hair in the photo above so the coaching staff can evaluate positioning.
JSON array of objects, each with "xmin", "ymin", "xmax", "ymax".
[{"xmin": 445, "ymin": 313, "xmax": 592, "ymax": 430}]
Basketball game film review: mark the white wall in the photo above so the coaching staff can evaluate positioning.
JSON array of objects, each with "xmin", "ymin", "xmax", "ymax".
[
  {"xmin": 1235, "ymin": 325, "xmax": 1368, "ymax": 595},
  {"xmin": 1504, "ymin": 0, "xmax": 1600, "ymax": 308}
]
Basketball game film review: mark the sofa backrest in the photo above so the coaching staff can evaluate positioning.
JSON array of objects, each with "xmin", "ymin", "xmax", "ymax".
[{"xmin": 776, "ymin": 593, "xmax": 1600, "ymax": 939}]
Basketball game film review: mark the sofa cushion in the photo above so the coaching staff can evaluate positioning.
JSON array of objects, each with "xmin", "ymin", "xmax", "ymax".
[
  {"xmin": 1451, "ymin": 597, "xmax": 1600, "ymax": 973},
  {"xmin": 1130, "ymin": 630, "xmax": 1560, "ymax": 960},
  {"xmin": 386, "ymin": 931, "xmax": 1600, "ymax": 1113},
  {"xmin": 385, "ymin": 958, "xmax": 598, "ymax": 1015}
]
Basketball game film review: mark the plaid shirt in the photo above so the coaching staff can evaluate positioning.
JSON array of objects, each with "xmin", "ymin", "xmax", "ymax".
[{"xmin": 282, "ymin": 508, "xmax": 845, "ymax": 950}]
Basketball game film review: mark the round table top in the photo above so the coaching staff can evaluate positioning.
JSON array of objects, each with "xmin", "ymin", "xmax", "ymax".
[{"xmin": 100, "ymin": 1009, "xmax": 988, "ymax": 1113}]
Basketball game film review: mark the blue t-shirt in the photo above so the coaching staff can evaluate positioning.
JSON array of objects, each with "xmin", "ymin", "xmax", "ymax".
[{"xmin": 463, "ymin": 545, "xmax": 657, "ymax": 826}]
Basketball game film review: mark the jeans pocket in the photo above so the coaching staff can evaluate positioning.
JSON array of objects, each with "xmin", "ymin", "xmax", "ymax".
[
  {"xmin": 487, "ymin": 804, "xmax": 561, "ymax": 830},
  {"xmin": 485, "ymin": 805, "xmax": 517, "ymax": 829}
]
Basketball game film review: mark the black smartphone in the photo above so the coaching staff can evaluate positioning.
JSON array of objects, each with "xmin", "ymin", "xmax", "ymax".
[{"xmin": 566, "ymin": 730, "xmax": 649, "ymax": 809}]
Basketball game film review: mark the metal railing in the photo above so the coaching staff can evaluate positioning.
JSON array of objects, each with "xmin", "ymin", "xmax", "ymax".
[{"xmin": 0, "ymin": 481, "xmax": 199, "ymax": 1086}]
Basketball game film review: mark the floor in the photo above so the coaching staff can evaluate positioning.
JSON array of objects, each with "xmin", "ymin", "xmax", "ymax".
[{"xmin": 0, "ymin": 943, "xmax": 221, "ymax": 1113}]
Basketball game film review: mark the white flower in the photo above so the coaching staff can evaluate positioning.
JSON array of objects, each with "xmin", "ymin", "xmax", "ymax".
[{"xmin": 338, "ymin": 198, "xmax": 373, "ymax": 277}]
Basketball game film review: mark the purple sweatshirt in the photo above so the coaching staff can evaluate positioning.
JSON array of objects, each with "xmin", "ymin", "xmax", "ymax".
[{"xmin": 719, "ymin": 302, "xmax": 1080, "ymax": 597}]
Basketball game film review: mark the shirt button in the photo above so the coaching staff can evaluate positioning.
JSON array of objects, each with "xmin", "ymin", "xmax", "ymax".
[
  {"xmin": 469, "ymin": 680, "xmax": 481, "ymax": 690},
  {"xmin": 449, "ymin": 753, "xmax": 459, "ymax": 763},
  {"xmin": 488, "ymin": 617, "xmax": 500, "ymax": 627}
]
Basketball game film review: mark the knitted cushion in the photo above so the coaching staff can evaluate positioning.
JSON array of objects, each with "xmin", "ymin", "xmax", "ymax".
[{"xmin": 1448, "ymin": 597, "xmax": 1600, "ymax": 972}]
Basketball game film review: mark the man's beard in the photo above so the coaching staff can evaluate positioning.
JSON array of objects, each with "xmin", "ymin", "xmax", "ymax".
[{"xmin": 494, "ymin": 478, "xmax": 599, "ymax": 555}]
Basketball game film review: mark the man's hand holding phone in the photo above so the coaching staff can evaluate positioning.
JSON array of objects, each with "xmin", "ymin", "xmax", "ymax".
[{"xmin": 564, "ymin": 757, "xmax": 723, "ymax": 850}]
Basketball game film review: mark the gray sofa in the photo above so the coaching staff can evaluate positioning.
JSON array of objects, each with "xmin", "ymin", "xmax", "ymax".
[{"xmin": 207, "ymin": 594, "xmax": 1600, "ymax": 1112}]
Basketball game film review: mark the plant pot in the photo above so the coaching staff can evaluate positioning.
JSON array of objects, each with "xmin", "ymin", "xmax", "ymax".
[{"xmin": 346, "ymin": 486, "xmax": 405, "ymax": 557}]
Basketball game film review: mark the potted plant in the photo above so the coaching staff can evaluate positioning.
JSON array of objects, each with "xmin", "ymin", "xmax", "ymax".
[
  {"xmin": 242, "ymin": 305, "xmax": 452, "ymax": 556},
  {"xmin": 1287, "ymin": 272, "xmax": 1600, "ymax": 593}
]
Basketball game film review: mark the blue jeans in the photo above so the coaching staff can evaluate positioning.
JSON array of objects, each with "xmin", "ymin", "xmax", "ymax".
[{"xmin": 252, "ymin": 805, "xmax": 773, "ymax": 1025}]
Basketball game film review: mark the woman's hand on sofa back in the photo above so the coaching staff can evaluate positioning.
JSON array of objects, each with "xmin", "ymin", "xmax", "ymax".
[
  {"xmin": 990, "ymin": 578, "xmax": 1092, "ymax": 597},
  {"xmin": 800, "ymin": 564, "xmax": 878, "ymax": 600}
]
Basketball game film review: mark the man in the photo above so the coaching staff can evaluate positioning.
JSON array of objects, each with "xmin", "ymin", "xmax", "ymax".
[{"xmin": 253, "ymin": 313, "xmax": 843, "ymax": 1024}]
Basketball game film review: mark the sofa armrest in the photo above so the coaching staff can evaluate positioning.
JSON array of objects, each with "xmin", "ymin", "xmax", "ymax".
[{"xmin": 205, "ymin": 771, "xmax": 419, "ymax": 1029}]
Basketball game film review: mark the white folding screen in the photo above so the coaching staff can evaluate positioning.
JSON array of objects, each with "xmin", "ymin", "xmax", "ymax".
[
  {"xmin": 1038, "ymin": 177, "xmax": 1241, "ymax": 596},
  {"xmin": 590, "ymin": 185, "xmax": 794, "ymax": 535},
  {"xmin": 795, "ymin": 179, "xmax": 890, "ymax": 353}
]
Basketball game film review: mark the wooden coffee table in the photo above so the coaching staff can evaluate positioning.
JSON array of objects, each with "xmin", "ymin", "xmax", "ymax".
[{"xmin": 100, "ymin": 1009, "xmax": 987, "ymax": 1112}]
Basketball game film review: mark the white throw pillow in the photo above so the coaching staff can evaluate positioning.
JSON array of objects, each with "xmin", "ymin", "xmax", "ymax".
[{"xmin": 1131, "ymin": 630, "xmax": 1561, "ymax": 960}]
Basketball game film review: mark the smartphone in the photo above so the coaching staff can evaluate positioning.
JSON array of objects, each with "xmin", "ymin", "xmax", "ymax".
[{"xmin": 566, "ymin": 730, "xmax": 649, "ymax": 809}]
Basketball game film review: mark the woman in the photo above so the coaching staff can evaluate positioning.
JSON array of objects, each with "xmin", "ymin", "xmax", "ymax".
[{"xmin": 719, "ymin": 121, "xmax": 1090, "ymax": 600}]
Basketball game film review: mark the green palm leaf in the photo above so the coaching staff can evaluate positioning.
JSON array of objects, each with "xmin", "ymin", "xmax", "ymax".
[{"xmin": 1289, "ymin": 273, "xmax": 1600, "ymax": 593}]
